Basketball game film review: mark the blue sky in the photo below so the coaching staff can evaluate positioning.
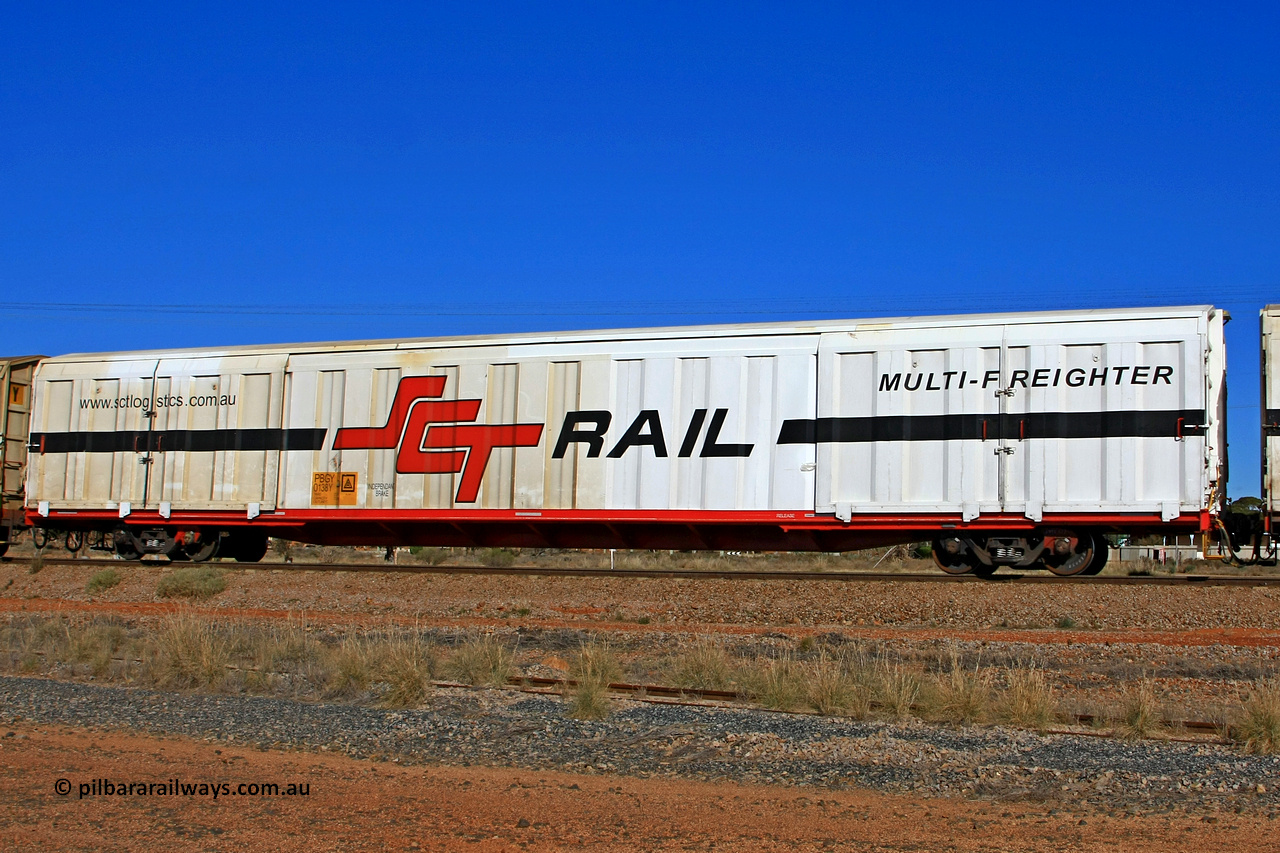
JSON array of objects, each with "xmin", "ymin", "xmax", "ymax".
[{"xmin": 2, "ymin": 3, "xmax": 1277, "ymax": 496}]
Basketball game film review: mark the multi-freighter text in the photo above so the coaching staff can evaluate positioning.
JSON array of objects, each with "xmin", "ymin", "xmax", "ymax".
[{"xmin": 879, "ymin": 366, "xmax": 1175, "ymax": 392}]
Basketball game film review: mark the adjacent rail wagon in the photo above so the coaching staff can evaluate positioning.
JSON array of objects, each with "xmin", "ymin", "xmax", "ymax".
[
  {"xmin": 13, "ymin": 306, "xmax": 1227, "ymax": 576},
  {"xmin": 1261, "ymin": 305, "xmax": 1280, "ymax": 541},
  {"xmin": 1, "ymin": 356, "xmax": 41, "ymax": 557}
]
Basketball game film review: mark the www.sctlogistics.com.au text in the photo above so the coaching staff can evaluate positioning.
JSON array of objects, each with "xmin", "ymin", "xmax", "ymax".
[{"xmin": 56, "ymin": 778, "xmax": 310, "ymax": 799}]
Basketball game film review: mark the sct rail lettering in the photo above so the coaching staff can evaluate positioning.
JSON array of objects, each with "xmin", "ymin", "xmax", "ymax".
[
  {"xmin": 878, "ymin": 365, "xmax": 1174, "ymax": 393},
  {"xmin": 79, "ymin": 394, "xmax": 236, "ymax": 410}
]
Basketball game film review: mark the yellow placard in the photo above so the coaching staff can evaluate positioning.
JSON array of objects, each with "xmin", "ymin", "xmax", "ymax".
[
  {"xmin": 8, "ymin": 384, "xmax": 24, "ymax": 406},
  {"xmin": 312, "ymin": 472, "xmax": 359, "ymax": 506}
]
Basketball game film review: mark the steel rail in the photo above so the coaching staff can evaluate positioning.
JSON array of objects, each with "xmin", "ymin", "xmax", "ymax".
[
  {"xmin": 506, "ymin": 676, "xmax": 1226, "ymax": 737},
  {"xmin": 7, "ymin": 646, "xmax": 1229, "ymax": 738},
  {"xmin": 6, "ymin": 556, "xmax": 1280, "ymax": 586}
]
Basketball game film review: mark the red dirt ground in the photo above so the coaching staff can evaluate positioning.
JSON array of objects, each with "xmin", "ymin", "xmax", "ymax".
[{"xmin": 0, "ymin": 721, "xmax": 1269, "ymax": 852}]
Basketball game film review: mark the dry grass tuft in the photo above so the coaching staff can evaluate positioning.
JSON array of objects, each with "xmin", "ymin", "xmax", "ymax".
[
  {"xmin": 234, "ymin": 619, "xmax": 328, "ymax": 694},
  {"xmin": 323, "ymin": 634, "xmax": 376, "ymax": 698},
  {"xmin": 374, "ymin": 633, "xmax": 434, "ymax": 707},
  {"xmin": 565, "ymin": 640, "xmax": 622, "ymax": 720},
  {"xmin": 63, "ymin": 621, "xmax": 128, "ymax": 677},
  {"xmin": 566, "ymin": 678, "xmax": 612, "ymax": 720},
  {"xmin": 741, "ymin": 656, "xmax": 806, "ymax": 711},
  {"xmin": 569, "ymin": 640, "xmax": 622, "ymax": 685},
  {"xmin": 146, "ymin": 615, "xmax": 231, "ymax": 690},
  {"xmin": 997, "ymin": 667, "xmax": 1058, "ymax": 732},
  {"xmin": 1235, "ymin": 679, "xmax": 1280, "ymax": 754},
  {"xmin": 444, "ymin": 635, "xmax": 513, "ymax": 687},
  {"xmin": 922, "ymin": 654, "xmax": 992, "ymax": 724},
  {"xmin": 804, "ymin": 653, "xmax": 869, "ymax": 718},
  {"xmin": 1117, "ymin": 678, "xmax": 1164, "ymax": 739},
  {"xmin": 665, "ymin": 638, "xmax": 737, "ymax": 690},
  {"xmin": 873, "ymin": 661, "xmax": 921, "ymax": 720}
]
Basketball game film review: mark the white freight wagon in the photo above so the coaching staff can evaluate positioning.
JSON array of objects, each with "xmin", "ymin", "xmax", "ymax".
[{"xmin": 24, "ymin": 306, "xmax": 1226, "ymax": 575}]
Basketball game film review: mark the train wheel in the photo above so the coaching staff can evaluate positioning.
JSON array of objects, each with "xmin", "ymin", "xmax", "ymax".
[
  {"xmin": 184, "ymin": 530, "xmax": 221, "ymax": 562},
  {"xmin": 932, "ymin": 538, "xmax": 993, "ymax": 576},
  {"xmin": 113, "ymin": 529, "xmax": 141, "ymax": 561},
  {"xmin": 223, "ymin": 530, "xmax": 268, "ymax": 563},
  {"xmin": 1081, "ymin": 537, "xmax": 1109, "ymax": 576},
  {"xmin": 1041, "ymin": 533, "xmax": 1096, "ymax": 577},
  {"xmin": 0, "ymin": 540, "xmax": 7, "ymax": 559}
]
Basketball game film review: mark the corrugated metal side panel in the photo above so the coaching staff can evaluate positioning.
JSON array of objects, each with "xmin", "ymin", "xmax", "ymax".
[
  {"xmin": 28, "ymin": 359, "xmax": 159, "ymax": 509},
  {"xmin": 543, "ymin": 361, "xmax": 581, "ymax": 509},
  {"xmin": 26, "ymin": 356, "xmax": 288, "ymax": 513},
  {"xmin": 26, "ymin": 308, "xmax": 1221, "ymax": 521},
  {"xmin": 123, "ymin": 354, "xmax": 288, "ymax": 511},
  {"xmin": 1001, "ymin": 319, "xmax": 1208, "ymax": 515},
  {"xmin": 279, "ymin": 337, "xmax": 817, "ymax": 513},
  {"xmin": 818, "ymin": 325, "xmax": 1003, "ymax": 516},
  {"xmin": 817, "ymin": 314, "xmax": 1216, "ymax": 517}
]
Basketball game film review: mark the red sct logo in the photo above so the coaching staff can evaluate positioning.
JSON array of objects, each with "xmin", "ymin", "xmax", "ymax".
[{"xmin": 332, "ymin": 376, "xmax": 543, "ymax": 503}]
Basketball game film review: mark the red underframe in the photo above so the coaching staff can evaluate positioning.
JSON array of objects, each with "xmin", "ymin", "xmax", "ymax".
[{"xmin": 25, "ymin": 507, "xmax": 1209, "ymax": 551}]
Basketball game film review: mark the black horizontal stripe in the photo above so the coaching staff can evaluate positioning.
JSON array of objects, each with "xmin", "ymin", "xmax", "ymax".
[
  {"xmin": 777, "ymin": 409, "xmax": 1208, "ymax": 444},
  {"xmin": 30, "ymin": 428, "xmax": 327, "ymax": 454}
]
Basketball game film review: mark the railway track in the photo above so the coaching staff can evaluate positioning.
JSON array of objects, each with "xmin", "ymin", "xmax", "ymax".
[
  {"xmin": 16, "ymin": 641, "xmax": 1229, "ymax": 739},
  {"xmin": 6, "ymin": 555, "xmax": 1280, "ymax": 586},
  {"xmin": 491, "ymin": 675, "xmax": 1227, "ymax": 739}
]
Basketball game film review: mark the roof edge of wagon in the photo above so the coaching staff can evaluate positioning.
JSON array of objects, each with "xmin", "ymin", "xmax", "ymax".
[{"xmin": 38, "ymin": 304, "xmax": 1220, "ymax": 363}]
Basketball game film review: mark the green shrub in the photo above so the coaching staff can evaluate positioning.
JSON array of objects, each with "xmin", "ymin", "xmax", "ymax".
[
  {"xmin": 86, "ymin": 569, "xmax": 121, "ymax": 595},
  {"xmin": 478, "ymin": 548, "xmax": 517, "ymax": 568},
  {"xmin": 408, "ymin": 547, "xmax": 450, "ymax": 566}
]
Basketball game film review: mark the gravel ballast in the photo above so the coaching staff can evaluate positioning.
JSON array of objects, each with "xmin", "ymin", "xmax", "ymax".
[{"xmin": 3, "ymin": 675, "xmax": 1279, "ymax": 819}]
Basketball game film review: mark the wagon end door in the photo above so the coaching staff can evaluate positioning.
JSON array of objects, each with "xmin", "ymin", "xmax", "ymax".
[
  {"xmin": 149, "ymin": 354, "xmax": 290, "ymax": 513},
  {"xmin": 998, "ymin": 316, "xmax": 1209, "ymax": 523},
  {"xmin": 815, "ymin": 325, "xmax": 1004, "ymax": 521},
  {"xmin": 26, "ymin": 358, "xmax": 159, "ymax": 514}
]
